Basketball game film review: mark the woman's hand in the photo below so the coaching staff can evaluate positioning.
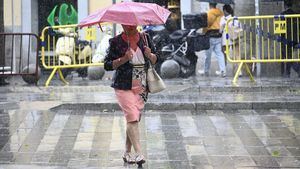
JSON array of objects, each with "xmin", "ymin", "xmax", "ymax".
[
  {"xmin": 144, "ymin": 46, "xmax": 157, "ymax": 64},
  {"xmin": 112, "ymin": 50, "xmax": 133, "ymax": 69},
  {"xmin": 144, "ymin": 46, "xmax": 152, "ymax": 58},
  {"xmin": 124, "ymin": 50, "xmax": 133, "ymax": 61}
]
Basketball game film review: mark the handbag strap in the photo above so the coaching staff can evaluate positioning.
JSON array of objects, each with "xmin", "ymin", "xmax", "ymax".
[
  {"xmin": 141, "ymin": 32, "xmax": 149, "ymax": 47},
  {"xmin": 141, "ymin": 32, "xmax": 154, "ymax": 68}
]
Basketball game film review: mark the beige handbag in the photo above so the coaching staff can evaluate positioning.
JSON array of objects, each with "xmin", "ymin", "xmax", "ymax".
[
  {"xmin": 147, "ymin": 64, "xmax": 166, "ymax": 93},
  {"xmin": 141, "ymin": 32, "xmax": 166, "ymax": 93}
]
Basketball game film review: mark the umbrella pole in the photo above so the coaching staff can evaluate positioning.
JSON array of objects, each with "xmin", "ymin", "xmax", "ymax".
[
  {"xmin": 125, "ymin": 31, "xmax": 130, "ymax": 49},
  {"xmin": 98, "ymin": 24, "xmax": 103, "ymax": 32}
]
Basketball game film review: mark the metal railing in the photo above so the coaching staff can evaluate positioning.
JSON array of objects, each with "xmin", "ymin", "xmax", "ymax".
[
  {"xmin": 225, "ymin": 14, "xmax": 300, "ymax": 83},
  {"xmin": 40, "ymin": 24, "xmax": 105, "ymax": 87},
  {"xmin": 0, "ymin": 33, "xmax": 39, "ymax": 84}
]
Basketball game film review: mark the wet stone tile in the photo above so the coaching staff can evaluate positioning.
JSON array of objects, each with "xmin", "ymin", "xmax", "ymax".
[
  {"xmin": 269, "ymin": 129, "xmax": 296, "ymax": 138},
  {"xmin": 251, "ymin": 156, "xmax": 280, "ymax": 168},
  {"xmin": 275, "ymin": 157, "xmax": 300, "ymax": 168},
  {"xmin": 279, "ymin": 138, "xmax": 300, "ymax": 147},
  {"xmin": 265, "ymin": 146, "xmax": 291, "ymax": 157},
  {"xmin": 31, "ymin": 152, "xmax": 52, "ymax": 164},
  {"xmin": 227, "ymin": 146, "xmax": 249, "ymax": 156},
  {"xmin": 49, "ymin": 153, "xmax": 71, "ymax": 165},
  {"xmin": 147, "ymin": 160, "xmax": 172, "ymax": 169},
  {"xmin": 89, "ymin": 150, "xmax": 109, "ymax": 160},
  {"xmin": 67, "ymin": 158, "xmax": 89, "ymax": 168},
  {"xmin": 168, "ymin": 161, "xmax": 190, "ymax": 169},
  {"xmin": 205, "ymin": 146, "xmax": 228, "ymax": 156},
  {"xmin": 190, "ymin": 155, "xmax": 210, "ymax": 166},
  {"xmin": 163, "ymin": 131, "xmax": 183, "ymax": 140},
  {"xmin": 183, "ymin": 138, "xmax": 204, "ymax": 145},
  {"xmin": 208, "ymin": 156, "xmax": 235, "ymax": 168},
  {"xmin": 237, "ymin": 137, "xmax": 264, "ymax": 147},
  {"xmin": 14, "ymin": 152, "xmax": 34, "ymax": 163},
  {"xmin": 230, "ymin": 123, "xmax": 252, "ymax": 130},
  {"xmin": 203, "ymin": 137, "xmax": 224, "ymax": 147},
  {"xmin": 286, "ymin": 147, "xmax": 300, "ymax": 157},
  {"xmin": 70, "ymin": 150, "xmax": 90, "ymax": 159},
  {"xmin": 246, "ymin": 147, "xmax": 271, "ymax": 156},
  {"xmin": 234, "ymin": 129, "xmax": 258, "ymax": 138},
  {"xmin": 0, "ymin": 152, "xmax": 15, "ymax": 163},
  {"xmin": 231, "ymin": 156, "xmax": 256, "ymax": 168},
  {"xmin": 167, "ymin": 150, "xmax": 189, "ymax": 161},
  {"xmin": 259, "ymin": 137, "xmax": 282, "ymax": 147},
  {"xmin": 147, "ymin": 152, "xmax": 168, "ymax": 160}
]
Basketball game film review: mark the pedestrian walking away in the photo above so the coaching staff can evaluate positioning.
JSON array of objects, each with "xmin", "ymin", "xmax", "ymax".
[
  {"xmin": 280, "ymin": 0, "xmax": 300, "ymax": 78},
  {"xmin": 220, "ymin": 4, "xmax": 242, "ymax": 76},
  {"xmin": 203, "ymin": 2, "xmax": 227, "ymax": 77},
  {"xmin": 104, "ymin": 24, "xmax": 158, "ymax": 166}
]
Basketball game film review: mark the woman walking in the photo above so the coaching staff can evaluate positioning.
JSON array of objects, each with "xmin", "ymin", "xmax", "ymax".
[{"xmin": 104, "ymin": 24, "xmax": 157, "ymax": 166}]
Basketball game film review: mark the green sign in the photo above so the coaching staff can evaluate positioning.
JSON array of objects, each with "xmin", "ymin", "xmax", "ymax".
[{"xmin": 47, "ymin": 3, "xmax": 78, "ymax": 26}]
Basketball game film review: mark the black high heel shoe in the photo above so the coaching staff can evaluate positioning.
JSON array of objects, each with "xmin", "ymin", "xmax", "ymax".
[
  {"xmin": 135, "ymin": 154, "xmax": 145, "ymax": 166},
  {"xmin": 122, "ymin": 152, "xmax": 135, "ymax": 164}
]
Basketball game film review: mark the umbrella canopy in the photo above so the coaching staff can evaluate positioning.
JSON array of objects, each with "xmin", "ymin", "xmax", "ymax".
[
  {"xmin": 197, "ymin": 0, "xmax": 284, "ymax": 4},
  {"xmin": 196, "ymin": 0, "xmax": 235, "ymax": 4},
  {"xmin": 79, "ymin": 2, "xmax": 171, "ymax": 27}
]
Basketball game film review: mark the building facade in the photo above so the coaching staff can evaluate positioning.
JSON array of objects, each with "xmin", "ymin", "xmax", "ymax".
[
  {"xmin": 2, "ymin": 0, "xmax": 286, "ymax": 76},
  {"xmin": 3, "ymin": 0, "xmax": 284, "ymax": 34}
]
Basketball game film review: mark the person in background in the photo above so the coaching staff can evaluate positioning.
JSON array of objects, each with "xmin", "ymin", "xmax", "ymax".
[
  {"xmin": 220, "ymin": 4, "xmax": 242, "ymax": 76},
  {"xmin": 280, "ymin": 0, "xmax": 300, "ymax": 78},
  {"xmin": 203, "ymin": 3, "xmax": 226, "ymax": 77},
  {"xmin": 104, "ymin": 25, "xmax": 157, "ymax": 165}
]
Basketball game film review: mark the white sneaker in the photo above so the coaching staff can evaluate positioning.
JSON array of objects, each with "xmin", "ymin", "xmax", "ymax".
[
  {"xmin": 198, "ymin": 70, "xmax": 204, "ymax": 75},
  {"xmin": 215, "ymin": 71, "xmax": 221, "ymax": 76}
]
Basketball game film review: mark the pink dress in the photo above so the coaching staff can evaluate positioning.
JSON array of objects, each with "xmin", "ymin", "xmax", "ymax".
[{"xmin": 115, "ymin": 47, "xmax": 147, "ymax": 122}]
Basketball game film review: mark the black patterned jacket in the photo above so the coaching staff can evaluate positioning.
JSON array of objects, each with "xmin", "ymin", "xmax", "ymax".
[{"xmin": 104, "ymin": 33, "xmax": 156, "ymax": 90}]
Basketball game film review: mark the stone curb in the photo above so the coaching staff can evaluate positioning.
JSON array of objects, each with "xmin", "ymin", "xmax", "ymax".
[{"xmin": 50, "ymin": 101, "xmax": 300, "ymax": 112}]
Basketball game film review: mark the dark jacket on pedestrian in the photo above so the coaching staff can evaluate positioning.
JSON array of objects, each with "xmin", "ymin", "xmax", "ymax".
[
  {"xmin": 280, "ymin": 8, "xmax": 300, "ymax": 76},
  {"xmin": 104, "ymin": 33, "xmax": 156, "ymax": 90},
  {"xmin": 280, "ymin": 8, "xmax": 300, "ymax": 48}
]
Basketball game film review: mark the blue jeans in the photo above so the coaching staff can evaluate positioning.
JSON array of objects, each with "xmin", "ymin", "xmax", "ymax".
[{"xmin": 205, "ymin": 37, "xmax": 226, "ymax": 74}]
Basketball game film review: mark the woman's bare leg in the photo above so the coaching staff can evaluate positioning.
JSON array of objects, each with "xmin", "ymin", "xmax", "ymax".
[
  {"xmin": 125, "ymin": 131, "xmax": 132, "ymax": 153},
  {"xmin": 126, "ymin": 121, "xmax": 142, "ymax": 154}
]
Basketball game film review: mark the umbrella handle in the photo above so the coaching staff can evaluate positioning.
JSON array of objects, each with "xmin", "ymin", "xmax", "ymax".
[{"xmin": 98, "ymin": 24, "xmax": 103, "ymax": 32}]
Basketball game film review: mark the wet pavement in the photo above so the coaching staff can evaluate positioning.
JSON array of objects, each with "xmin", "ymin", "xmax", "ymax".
[
  {"xmin": 0, "ymin": 109, "xmax": 299, "ymax": 169},
  {"xmin": 0, "ymin": 76, "xmax": 300, "ymax": 168}
]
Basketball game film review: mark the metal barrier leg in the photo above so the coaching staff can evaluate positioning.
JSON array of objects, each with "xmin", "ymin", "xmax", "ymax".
[
  {"xmin": 232, "ymin": 63, "xmax": 243, "ymax": 84},
  {"xmin": 58, "ymin": 68, "xmax": 69, "ymax": 85},
  {"xmin": 244, "ymin": 63, "xmax": 255, "ymax": 82},
  {"xmin": 45, "ymin": 67, "xmax": 58, "ymax": 87}
]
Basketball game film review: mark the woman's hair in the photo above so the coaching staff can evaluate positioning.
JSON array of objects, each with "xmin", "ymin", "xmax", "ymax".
[
  {"xmin": 209, "ymin": 3, "xmax": 217, "ymax": 8},
  {"xmin": 223, "ymin": 4, "xmax": 234, "ymax": 16}
]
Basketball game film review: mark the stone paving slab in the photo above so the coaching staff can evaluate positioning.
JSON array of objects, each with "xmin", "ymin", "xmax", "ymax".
[{"xmin": 0, "ymin": 109, "xmax": 299, "ymax": 169}]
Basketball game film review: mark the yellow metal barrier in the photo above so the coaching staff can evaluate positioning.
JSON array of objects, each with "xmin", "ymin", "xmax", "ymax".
[
  {"xmin": 40, "ymin": 24, "xmax": 107, "ymax": 86},
  {"xmin": 225, "ymin": 14, "xmax": 300, "ymax": 84}
]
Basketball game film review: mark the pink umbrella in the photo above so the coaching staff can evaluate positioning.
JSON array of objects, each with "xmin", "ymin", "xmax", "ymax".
[{"xmin": 79, "ymin": 2, "xmax": 171, "ymax": 27}]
